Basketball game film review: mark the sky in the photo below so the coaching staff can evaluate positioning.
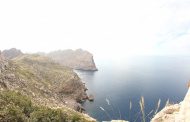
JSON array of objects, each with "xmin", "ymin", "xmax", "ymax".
[{"xmin": 1, "ymin": 0, "xmax": 190, "ymax": 58}]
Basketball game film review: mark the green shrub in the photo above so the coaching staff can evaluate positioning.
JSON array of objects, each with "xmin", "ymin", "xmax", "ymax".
[
  {"xmin": 69, "ymin": 115, "xmax": 81, "ymax": 122},
  {"xmin": 0, "ymin": 89, "xmax": 93, "ymax": 122},
  {"xmin": 29, "ymin": 106, "xmax": 67, "ymax": 122},
  {"xmin": 0, "ymin": 102, "xmax": 27, "ymax": 122},
  {"xmin": 0, "ymin": 90, "xmax": 33, "ymax": 117},
  {"xmin": 0, "ymin": 90, "xmax": 31, "ymax": 122}
]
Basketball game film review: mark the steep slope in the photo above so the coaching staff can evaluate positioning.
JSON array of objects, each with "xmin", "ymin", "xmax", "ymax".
[
  {"xmin": 0, "ymin": 52, "xmax": 96, "ymax": 121},
  {"xmin": 44, "ymin": 49, "xmax": 98, "ymax": 71}
]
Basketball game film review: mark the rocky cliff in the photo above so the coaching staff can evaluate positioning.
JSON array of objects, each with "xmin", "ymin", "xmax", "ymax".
[
  {"xmin": 151, "ymin": 85, "xmax": 190, "ymax": 122},
  {"xmin": 43, "ymin": 49, "xmax": 98, "ymax": 71},
  {"xmin": 2, "ymin": 48, "xmax": 23, "ymax": 59},
  {"xmin": 0, "ymin": 52, "xmax": 96, "ymax": 121}
]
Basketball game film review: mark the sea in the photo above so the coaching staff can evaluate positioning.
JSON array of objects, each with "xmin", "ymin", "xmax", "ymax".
[{"xmin": 74, "ymin": 55, "xmax": 190, "ymax": 122}]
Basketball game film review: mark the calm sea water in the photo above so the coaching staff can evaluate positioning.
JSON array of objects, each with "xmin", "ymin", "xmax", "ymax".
[{"xmin": 74, "ymin": 55, "xmax": 190, "ymax": 122}]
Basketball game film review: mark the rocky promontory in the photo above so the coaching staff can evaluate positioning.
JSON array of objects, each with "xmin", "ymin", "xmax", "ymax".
[
  {"xmin": 151, "ymin": 82, "xmax": 190, "ymax": 122},
  {"xmin": 42, "ymin": 49, "xmax": 98, "ymax": 71}
]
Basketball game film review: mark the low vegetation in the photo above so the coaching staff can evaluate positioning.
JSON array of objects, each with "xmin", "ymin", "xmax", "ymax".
[{"xmin": 0, "ymin": 89, "xmax": 94, "ymax": 122}]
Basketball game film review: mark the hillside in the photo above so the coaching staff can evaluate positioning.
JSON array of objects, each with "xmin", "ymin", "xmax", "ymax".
[
  {"xmin": 0, "ymin": 89, "xmax": 95, "ymax": 122},
  {"xmin": 0, "ymin": 52, "xmax": 96, "ymax": 121},
  {"xmin": 42, "ymin": 49, "xmax": 98, "ymax": 71}
]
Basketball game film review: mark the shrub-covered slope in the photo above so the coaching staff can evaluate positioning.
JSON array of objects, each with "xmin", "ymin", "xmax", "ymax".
[
  {"xmin": 0, "ymin": 89, "xmax": 94, "ymax": 122},
  {"xmin": 0, "ymin": 52, "xmax": 95, "ymax": 121}
]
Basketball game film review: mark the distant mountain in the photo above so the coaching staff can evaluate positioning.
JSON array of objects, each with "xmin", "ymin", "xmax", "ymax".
[
  {"xmin": 2, "ymin": 48, "xmax": 98, "ymax": 71},
  {"xmin": 41, "ymin": 49, "xmax": 98, "ymax": 71},
  {"xmin": 0, "ymin": 53, "xmax": 96, "ymax": 121},
  {"xmin": 2, "ymin": 48, "xmax": 23, "ymax": 59}
]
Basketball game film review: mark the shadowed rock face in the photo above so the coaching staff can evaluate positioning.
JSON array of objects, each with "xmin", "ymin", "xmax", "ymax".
[
  {"xmin": 2, "ymin": 48, "xmax": 23, "ymax": 59},
  {"xmin": 44, "ymin": 49, "xmax": 98, "ymax": 71}
]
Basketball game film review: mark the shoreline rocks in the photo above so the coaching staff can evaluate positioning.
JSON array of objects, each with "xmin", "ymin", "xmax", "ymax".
[{"xmin": 88, "ymin": 94, "xmax": 94, "ymax": 101}]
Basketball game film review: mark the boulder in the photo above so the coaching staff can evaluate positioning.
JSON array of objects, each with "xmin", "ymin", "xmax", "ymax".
[{"xmin": 88, "ymin": 94, "xmax": 94, "ymax": 101}]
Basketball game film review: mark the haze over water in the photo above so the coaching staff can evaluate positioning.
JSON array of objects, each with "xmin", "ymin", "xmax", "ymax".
[{"xmin": 75, "ymin": 55, "xmax": 190, "ymax": 122}]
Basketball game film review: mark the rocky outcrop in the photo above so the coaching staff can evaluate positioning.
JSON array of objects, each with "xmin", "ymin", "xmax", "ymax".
[
  {"xmin": 42, "ymin": 49, "xmax": 98, "ymax": 71},
  {"xmin": 151, "ymin": 87, "xmax": 190, "ymax": 122},
  {"xmin": 0, "ymin": 50, "xmax": 9, "ymax": 88},
  {"xmin": 2, "ymin": 48, "xmax": 23, "ymax": 59},
  {"xmin": 88, "ymin": 94, "xmax": 94, "ymax": 101}
]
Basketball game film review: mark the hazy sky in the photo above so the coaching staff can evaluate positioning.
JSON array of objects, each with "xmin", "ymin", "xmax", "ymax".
[{"xmin": 1, "ymin": 0, "xmax": 190, "ymax": 58}]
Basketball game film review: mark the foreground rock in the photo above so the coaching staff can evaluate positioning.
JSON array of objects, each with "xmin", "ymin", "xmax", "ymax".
[
  {"xmin": 151, "ymin": 86, "xmax": 190, "ymax": 122},
  {"xmin": 42, "ymin": 49, "xmax": 98, "ymax": 71},
  {"xmin": 0, "ymin": 52, "xmax": 96, "ymax": 121}
]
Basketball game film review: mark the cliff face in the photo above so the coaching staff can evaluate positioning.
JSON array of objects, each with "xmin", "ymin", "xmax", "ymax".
[
  {"xmin": 44, "ymin": 49, "xmax": 98, "ymax": 71},
  {"xmin": 0, "ymin": 53, "xmax": 89, "ymax": 112},
  {"xmin": 151, "ymin": 87, "xmax": 190, "ymax": 122}
]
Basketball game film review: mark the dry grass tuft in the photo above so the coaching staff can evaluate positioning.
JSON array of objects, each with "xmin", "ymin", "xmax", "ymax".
[
  {"xmin": 139, "ymin": 96, "xmax": 145, "ymax": 122},
  {"xmin": 165, "ymin": 98, "xmax": 170, "ymax": 107},
  {"xmin": 106, "ymin": 98, "xmax": 117, "ymax": 119},
  {"xmin": 101, "ymin": 97, "xmax": 165, "ymax": 122},
  {"xmin": 154, "ymin": 99, "xmax": 161, "ymax": 116},
  {"xmin": 129, "ymin": 101, "xmax": 132, "ymax": 121},
  {"xmin": 100, "ymin": 106, "xmax": 112, "ymax": 120},
  {"xmin": 118, "ymin": 107, "xmax": 121, "ymax": 120},
  {"xmin": 106, "ymin": 99, "xmax": 110, "ymax": 105},
  {"xmin": 146, "ymin": 110, "xmax": 153, "ymax": 118}
]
